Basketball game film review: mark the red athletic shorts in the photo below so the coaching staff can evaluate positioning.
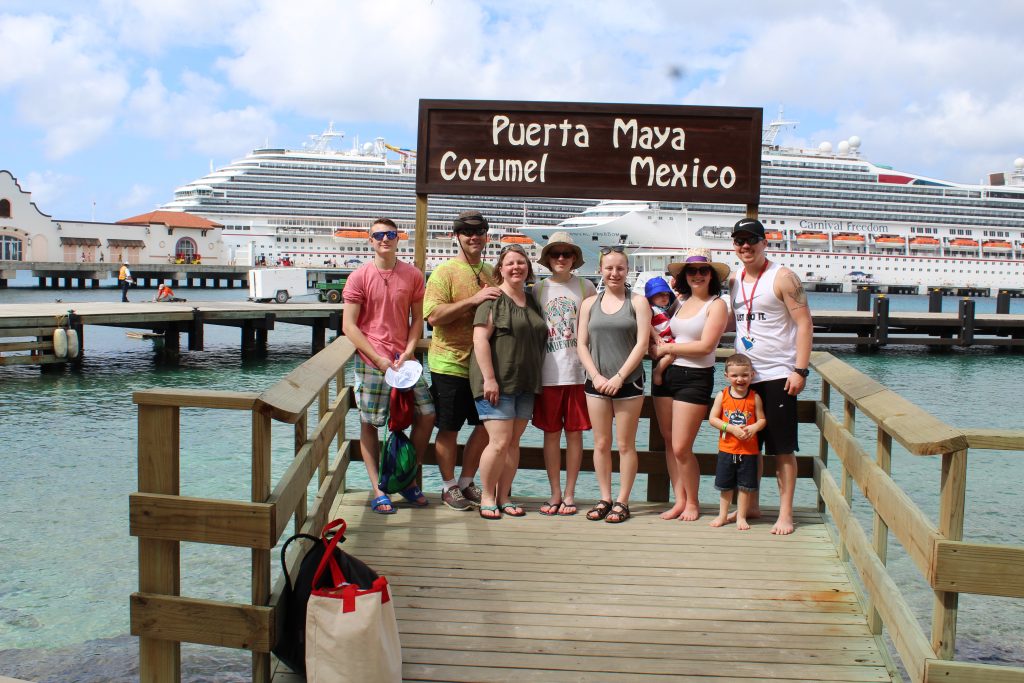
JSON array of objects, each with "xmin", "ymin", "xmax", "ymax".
[{"xmin": 532, "ymin": 384, "xmax": 592, "ymax": 433}]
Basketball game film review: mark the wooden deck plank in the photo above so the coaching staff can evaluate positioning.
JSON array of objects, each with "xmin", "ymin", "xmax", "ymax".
[{"xmin": 273, "ymin": 493, "xmax": 892, "ymax": 683}]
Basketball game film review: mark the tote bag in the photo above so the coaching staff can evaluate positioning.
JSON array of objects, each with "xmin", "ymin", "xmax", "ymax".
[{"xmin": 305, "ymin": 518, "xmax": 402, "ymax": 682}]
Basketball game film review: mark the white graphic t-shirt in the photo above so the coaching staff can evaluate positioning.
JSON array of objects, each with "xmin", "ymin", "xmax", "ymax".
[{"xmin": 535, "ymin": 275, "xmax": 597, "ymax": 386}]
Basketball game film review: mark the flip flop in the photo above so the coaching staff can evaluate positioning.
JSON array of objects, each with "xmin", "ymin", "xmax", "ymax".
[
  {"xmin": 398, "ymin": 484, "xmax": 429, "ymax": 507},
  {"xmin": 539, "ymin": 500, "xmax": 562, "ymax": 516},
  {"xmin": 557, "ymin": 501, "xmax": 578, "ymax": 516},
  {"xmin": 500, "ymin": 502, "xmax": 527, "ymax": 517},
  {"xmin": 479, "ymin": 505, "xmax": 501, "ymax": 520},
  {"xmin": 370, "ymin": 494, "xmax": 396, "ymax": 514}
]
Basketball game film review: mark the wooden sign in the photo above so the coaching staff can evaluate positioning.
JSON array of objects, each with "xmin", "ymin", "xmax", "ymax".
[{"xmin": 416, "ymin": 99, "xmax": 762, "ymax": 204}]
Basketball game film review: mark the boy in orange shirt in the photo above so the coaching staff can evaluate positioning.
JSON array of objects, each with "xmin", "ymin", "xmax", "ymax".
[{"xmin": 708, "ymin": 354, "xmax": 766, "ymax": 530}]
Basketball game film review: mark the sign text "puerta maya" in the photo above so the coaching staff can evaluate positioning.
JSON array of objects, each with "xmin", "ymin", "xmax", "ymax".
[{"xmin": 416, "ymin": 100, "xmax": 762, "ymax": 205}]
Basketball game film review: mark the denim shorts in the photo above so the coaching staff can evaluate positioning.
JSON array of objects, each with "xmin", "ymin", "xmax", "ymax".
[{"xmin": 475, "ymin": 391, "xmax": 536, "ymax": 421}]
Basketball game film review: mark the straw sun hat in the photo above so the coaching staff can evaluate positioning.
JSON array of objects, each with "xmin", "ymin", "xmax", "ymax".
[
  {"xmin": 538, "ymin": 231, "xmax": 584, "ymax": 270},
  {"xmin": 667, "ymin": 248, "xmax": 731, "ymax": 283}
]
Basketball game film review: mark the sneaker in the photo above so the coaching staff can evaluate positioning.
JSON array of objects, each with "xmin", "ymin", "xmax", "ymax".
[
  {"xmin": 460, "ymin": 483, "xmax": 482, "ymax": 507},
  {"xmin": 441, "ymin": 485, "xmax": 472, "ymax": 511}
]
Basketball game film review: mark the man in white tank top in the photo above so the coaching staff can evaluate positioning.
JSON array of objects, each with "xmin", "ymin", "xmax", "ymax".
[{"xmin": 728, "ymin": 218, "xmax": 813, "ymax": 535}]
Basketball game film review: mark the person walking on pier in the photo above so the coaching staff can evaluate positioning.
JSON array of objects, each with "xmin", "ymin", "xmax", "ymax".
[
  {"xmin": 118, "ymin": 261, "xmax": 133, "ymax": 302},
  {"xmin": 424, "ymin": 210, "xmax": 500, "ymax": 511},
  {"xmin": 577, "ymin": 246, "xmax": 652, "ymax": 524},
  {"xmin": 729, "ymin": 218, "xmax": 814, "ymax": 535},
  {"xmin": 532, "ymin": 232, "xmax": 596, "ymax": 516},
  {"xmin": 343, "ymin": 218, "xmax": 435, "ymax": 513}
]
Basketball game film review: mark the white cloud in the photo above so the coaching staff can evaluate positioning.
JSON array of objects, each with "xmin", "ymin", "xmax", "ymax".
[
  {"xmin": 22, "ymin": 170, "xmax": 76, "ymax": 207},
  {"xmin": 0, "ymin": 14, "xmax": 129, "ymax": 158},
  {"xmin": 116, "ymin": 183, "xmax": 154, "ymax": 212},
  {"xmin": 97, "ymin": 0, "xmax": 257, "ymax": 54},
  {"xmin": 126, "ymin": 68, "xmax": 277, "ymax": 157}
]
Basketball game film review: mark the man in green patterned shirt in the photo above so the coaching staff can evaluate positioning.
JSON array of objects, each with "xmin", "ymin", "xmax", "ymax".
[{"xmin": 424, "ymin": 210, "xmax": 501, "ymax": 510}]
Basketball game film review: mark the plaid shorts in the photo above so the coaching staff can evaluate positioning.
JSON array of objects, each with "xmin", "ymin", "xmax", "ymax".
[{"xmin": 353, "ymin": 355, "xmax": 434, "ymax": 427}]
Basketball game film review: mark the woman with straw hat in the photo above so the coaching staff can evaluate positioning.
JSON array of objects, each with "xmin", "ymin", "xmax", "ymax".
[
  {"xmin": 532, "ymin": 232, "xmax": 597, "ymax": 516},
  {"xmin": 652, "ymin": 248, "xmax": 730, "ymax": 521}
]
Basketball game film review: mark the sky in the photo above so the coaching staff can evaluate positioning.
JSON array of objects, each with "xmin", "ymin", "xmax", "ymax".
[{"xmin": 2, "ymin": 0, "xmax": 1024, "ymax": 223}]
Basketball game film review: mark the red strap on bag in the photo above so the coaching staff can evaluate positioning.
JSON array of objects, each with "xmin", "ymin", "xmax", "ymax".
[{"xmin": 312, "ymin": 519, "xmax": 348, "ymax": 588}]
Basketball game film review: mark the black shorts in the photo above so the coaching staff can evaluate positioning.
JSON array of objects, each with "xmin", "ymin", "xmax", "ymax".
[
  {"xmin": 584, "ymin": 376, "xmax": 645, "ymax": 400},
  {"xmin": 661, "ymin": 365, "xmax": 715, "ymax": 405},
  {"xmin": 430, "ymin": 372, "xmax": 481, "ymax": 432},
  {"xmin": 752, "ymin": 378, "xmax": 799, "ymax": 455},
  {"xmin": 714, "ymin": 451, "xmax": 759, "ymax": 492}
]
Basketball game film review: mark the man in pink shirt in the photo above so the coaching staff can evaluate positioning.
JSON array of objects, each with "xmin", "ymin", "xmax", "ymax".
[{"xmin": 343, "ymin": 218, "xmax": 435, "ymax": 513}]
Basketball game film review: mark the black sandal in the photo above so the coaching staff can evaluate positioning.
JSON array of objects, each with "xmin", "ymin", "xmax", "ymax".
[
  {"xmin": 586, "ymin": 500, "xmax": 613, "ymax": 521},
  {"xmin": 605, "ymin": 502, "xmax": 631, "ymax": 524}
]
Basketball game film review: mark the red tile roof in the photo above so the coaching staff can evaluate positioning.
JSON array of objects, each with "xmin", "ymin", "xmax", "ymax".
[{"xmin": 117, "ymin": 210, "xmax": 223, "ymax": 229}]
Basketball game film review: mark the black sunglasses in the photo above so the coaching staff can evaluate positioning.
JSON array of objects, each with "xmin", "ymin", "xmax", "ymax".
[
  {"xmin": 371, "ymin": 230, "xmax": 398, "ymax": 241},
  {"xmin": 548, "ymin": 250, "xmax": 575, "ymax": 259},
  {"xmin": 733, "ymin": 235, "xmax": 763, "ymax": 247},
  {"xmin": 599, "ymin": 245, "xmax": 627, "ymax": 255},
  {"xmin": 685, "ymin": 266, "xmax": 712, "ymax": 276},
  {"xmin": 456, "ymin": 226, "xmax": 488, "ymax": 237}
]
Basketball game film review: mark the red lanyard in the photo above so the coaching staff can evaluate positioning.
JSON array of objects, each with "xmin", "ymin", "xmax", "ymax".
[{"xmin": 739, "ymin": 261, "xmax": 768, "ymax": 338}]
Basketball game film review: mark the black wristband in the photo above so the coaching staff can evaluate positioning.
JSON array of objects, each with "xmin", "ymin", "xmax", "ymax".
[{"xmin": 794, "ymin": 367, "xmax": 810, "ymax": 378}]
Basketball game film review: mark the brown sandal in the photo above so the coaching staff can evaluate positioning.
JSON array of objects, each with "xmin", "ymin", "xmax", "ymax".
[
  {"xmin": 586, "ymin": 500, "xmax": 613, "ymax": 521},
  {"xmin": 605, "ymin": 502, "xmax": 631, "ymax": 524}
]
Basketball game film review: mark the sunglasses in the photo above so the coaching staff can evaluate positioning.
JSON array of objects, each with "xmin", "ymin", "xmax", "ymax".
[
  {"xmin": 599, "ymin": 245, "xmax": 626, "ymax": 255},
  {"xmin": 733, "ymin": 235, "xmax": 763, "ymax": 247},
  {"xmin": 456, "ymin": 226, "xmax": 488, "ymax": 237},
  {"xmin": 371, "ymin": 230, "xmax": 398, "ymax": 241},
  {"xmin": 684, "ymin": 266, "xmax": 712, "ymax": 276},
  {"xmin": 549, "ymin": 250, "xmax": 575, "ymax": 260}
]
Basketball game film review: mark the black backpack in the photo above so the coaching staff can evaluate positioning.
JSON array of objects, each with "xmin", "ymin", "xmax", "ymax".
[{"xmin": 273, "ymin": 519, "xmax": 379, "ymax": 675}]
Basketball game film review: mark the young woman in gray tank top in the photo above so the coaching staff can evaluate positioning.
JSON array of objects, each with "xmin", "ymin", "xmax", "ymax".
[{"xmin": 576, "ymin": 248, "xmax": 652, "ymax": 524}]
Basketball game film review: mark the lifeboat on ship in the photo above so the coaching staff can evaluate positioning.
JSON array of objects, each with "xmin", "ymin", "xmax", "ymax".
[
  {"xmin": 874, "ymin": 235, "xmax": 905, "ymax": 245},
  {"xmin": 949, "ymin": 238, "xmax": 979, "ymax": 249},
  {"xmin": 982, "ymin": 240, "xmax": 1012, "ymax": 253},
  {"xmin": 398, "ymin": 231, "xmax": 410, "ymax": 240},
  {"xmin": 833, "ymin": 233, "xmax": 865, "ymax": 248},
  {"xmin": 764, "ymin": 230, "xmax": 785, "ymax": 242},
  {"xmin": 333, "ymin": 230, "xmax": 370, "ymax": 239},
  {"xmin": 795, "ymin": 232, "xmax": 828, "ymax": 247},
  {"xmin": 500, "ymin": 235, "xmax": 534, "ymax": 244},
  {"xmin": 909, "ymin": 236, "xmax": 940, "ymax": 250}
]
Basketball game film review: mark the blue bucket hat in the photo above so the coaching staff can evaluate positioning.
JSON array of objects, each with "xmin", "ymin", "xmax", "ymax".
[{"xmin": 644, "ymin": 276, "xmax": 675, "ymax": 301}]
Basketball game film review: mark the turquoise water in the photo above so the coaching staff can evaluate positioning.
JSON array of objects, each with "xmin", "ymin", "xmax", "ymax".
[{"xmin": 1, "ymin": 283, "xmax": 1023, "ymax": 680}]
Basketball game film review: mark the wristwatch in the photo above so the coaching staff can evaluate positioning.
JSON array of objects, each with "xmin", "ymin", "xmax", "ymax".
[{"xmin": 794, "ymin": 367, "xmax": 810, "ymax": 378}]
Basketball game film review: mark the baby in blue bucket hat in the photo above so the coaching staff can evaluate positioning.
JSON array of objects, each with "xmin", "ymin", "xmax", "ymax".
[{"xmin": 645, "ymin": 276, "xmax": 677, "ymax": 386}]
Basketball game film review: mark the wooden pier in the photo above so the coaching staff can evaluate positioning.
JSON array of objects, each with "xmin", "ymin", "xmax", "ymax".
[
  {"xmin": 0, "ymin": 300, "xmax": 343, "ymax": 364},
  {"xmin": 129, "ymin": 339, "xmax": 1024, "ymax": 682}
]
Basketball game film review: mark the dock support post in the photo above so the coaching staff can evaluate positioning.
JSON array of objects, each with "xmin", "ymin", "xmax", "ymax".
[
  {"xmin": 931, "ymin": 449, "xmax": 967, "ymax": 659},
  {"xmin": 252, "ymin": 411, "xmax": 273, "ymax": 683},
  {"xmin": 187, "ymin": 310, "xmax": 204, "ymax": 351},
  {"xmin": 312, "ymin": 319, "xmax": 327, "ymax": 354},
  {"xmin": 839, "ymin": 399, "xmax": 856, "ymax": 562},
  {"xmin": 241, "ymin": 322, "xmax": 257, "ymax": 354},
  {"xmin": 256, "ymin": 327, "xmax": 268, "ymax": 347},
  {"xmin": 997, "ymin": 290, "xmax": 1011, "ymax": 314},
  {"xmin": 868, "ymin": 428, "xmax": 892, "ymax": 634},
  {"xmin": 929, "ymin": 288, "xmax": 943, "ymax": 313},
  {"xmin": 856, "ymin": 286, "xmax": 871, "ymax": 312},
  {"xmin": 164, "ymin": 327, "xmax": 180, "ymax": 352},
  {"xmin": 816, "ymin": 382, "xmax": 830, "ymax": 514},
  {"xmin": 872, "ymin": 295, "xmax": 889, "ymax": 347},
  {"xmin": 646, "ymin": 397, "xmax": 670, "ymax": 503},
  {"xmin": 137, "ymin": 404, "xmax": 182, "ymax": 682},
  {"xmin": 958, "ymin": 298, "xmax": 975, "ymax": 346}
]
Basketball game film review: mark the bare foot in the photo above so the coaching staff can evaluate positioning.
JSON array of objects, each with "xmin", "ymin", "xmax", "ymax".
[
  {"xmin": 771, "ymin": 517, "xmax": 794, "ymax": 535},
  {"xmin": 660, "ymin": 504, "xmax": 685, "ymax": 520},
  {"xmin": 709, "ymin": 515, "xmax": 728, "ymax": 527},
  {"xmin": 736, "ymin": 517, "xmax": 751, "ymax": 531},
  {"xmin": 728, "ymin": 506, "xmax": 761, "ymax": 523},
  {"xmin": 679, "ymin": 504, "xmax": 700, "ymax": 521}
]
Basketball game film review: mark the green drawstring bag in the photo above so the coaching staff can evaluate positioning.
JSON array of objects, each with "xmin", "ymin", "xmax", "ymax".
[{"xmin": 379, "ymin": 387, "xmax": 416, "ymax": 494}]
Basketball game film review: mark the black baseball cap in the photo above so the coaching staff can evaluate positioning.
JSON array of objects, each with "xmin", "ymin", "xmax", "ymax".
[
  {"xmin": 454, "ymin": 210, "xmax": 488, "ymax": 232},
  {"xmin": 732, "ymin": 218, "xmax": 766, "ymax": 239}
]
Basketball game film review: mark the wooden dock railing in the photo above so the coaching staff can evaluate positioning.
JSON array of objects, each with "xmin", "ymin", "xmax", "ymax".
[{"xmin": 130, "ymin": 339, "xmax": 1024, "ymax": 682}]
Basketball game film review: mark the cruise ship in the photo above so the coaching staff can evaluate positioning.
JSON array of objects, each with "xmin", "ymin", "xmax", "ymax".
[
  {"xmin": 161, "ymin": 124, "xmax": 597, "ymax": 269},
  {"xmin": 517, "ymin": 118, "xmax": 1024, "ymax": 291}
]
